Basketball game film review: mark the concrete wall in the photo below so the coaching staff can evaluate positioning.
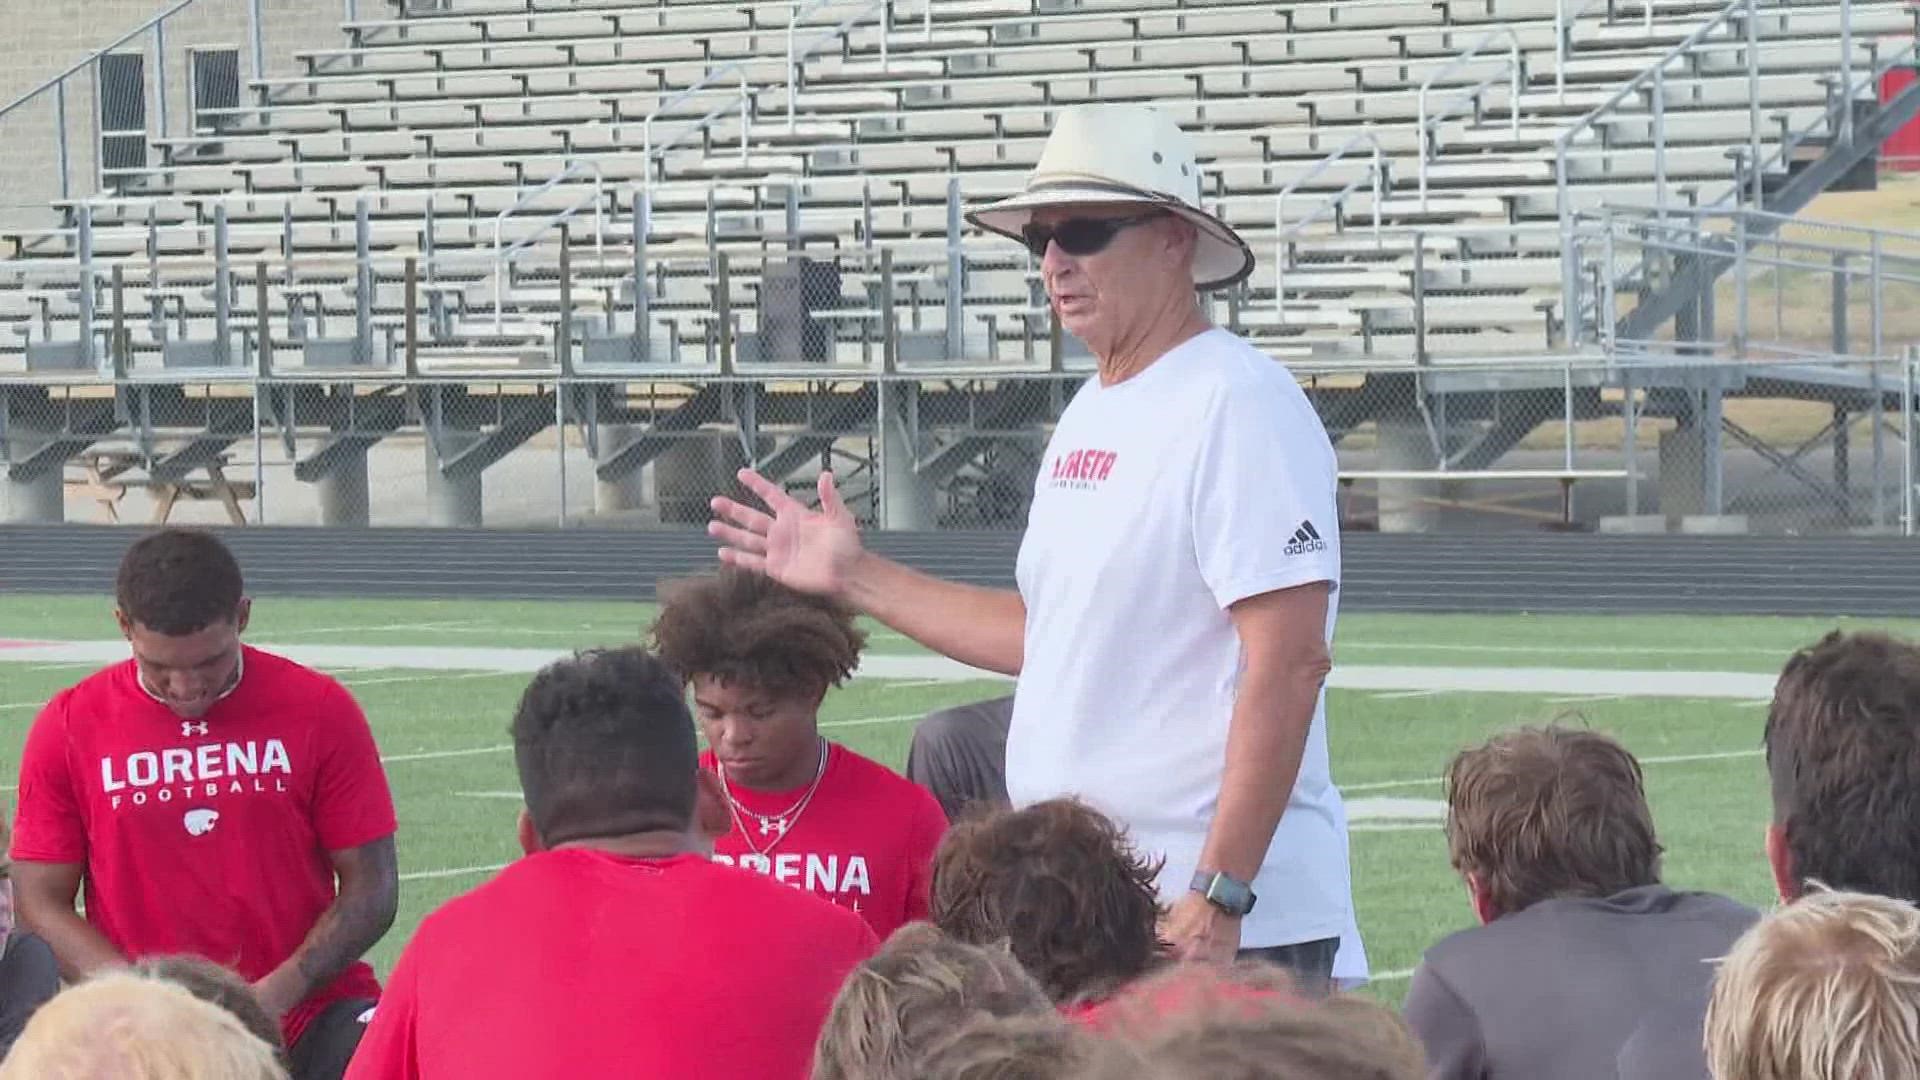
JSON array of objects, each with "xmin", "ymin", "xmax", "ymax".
[{"xmin": 0, "ymin": 0, "xmax": 347, "ymax": 231}]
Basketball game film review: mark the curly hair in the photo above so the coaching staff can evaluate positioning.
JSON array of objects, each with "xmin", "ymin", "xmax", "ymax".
[
  {"xmin": 649, "ymin": 568, "xmax": 865, "ymax": 699},
  {"xmin": 931, "ymin": 797, "xmax": 1166, "ymax": 1006}
]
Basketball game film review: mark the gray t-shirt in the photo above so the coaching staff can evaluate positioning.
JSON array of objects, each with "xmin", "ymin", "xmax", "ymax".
[{"xmin": 1403, "ymin": 884, "xmax": 1758, "ymax": 1080}]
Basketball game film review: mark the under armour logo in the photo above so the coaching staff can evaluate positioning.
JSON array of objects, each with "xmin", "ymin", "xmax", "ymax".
[
  {"xmin": 183, "ymin": 809, "xmax": 219, "ymax": 836},
  {"xmin": 180, "ymin": 721, "xmax": 208, "ymax": 737}
]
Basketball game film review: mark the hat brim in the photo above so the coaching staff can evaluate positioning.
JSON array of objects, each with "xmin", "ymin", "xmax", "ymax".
[{"xmin": 964, "ymin": 182, "xmax": 1255, "ymax": 292}]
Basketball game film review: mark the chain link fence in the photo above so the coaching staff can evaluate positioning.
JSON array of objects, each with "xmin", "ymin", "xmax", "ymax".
[{"xmin": 8, "ymin": 350, "xmax": 1920, "ymax": 533}]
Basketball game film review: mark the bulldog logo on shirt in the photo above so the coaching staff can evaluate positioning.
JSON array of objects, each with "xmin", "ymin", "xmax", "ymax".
[{"xmin": 183, "ymin": 809, "xmax": 220, "ymax": 836}]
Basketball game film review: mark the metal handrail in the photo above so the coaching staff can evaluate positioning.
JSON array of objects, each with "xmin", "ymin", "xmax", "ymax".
[
  {"xmin": 789, "ymin": 0, "xmax": 894, "ymax": 131},
  {"xmin": 1738, "ymin": 22, "xmax": 1909, "ymax": 207},
  {"xmin": 0, "ymin": 0, "xmax": 202, "ymax": 123},
  {"xmin": 1554, "ymin": 0, "xmax": 1750, "ymax": 343},
  {"xmin": 492, "ymin": 160, "xmax": 605, "ymax": 330},
  {"xmin": 1417, "ymin": 28, "xmax": 1524, "ymax": 210},
  {"xmin": 1272, "ymin": 131, "xmax": 1388, "ymax": 322},
  {"xmin": 1554, "ymin": 0, "xmax": 1662, "ymax": 102}
]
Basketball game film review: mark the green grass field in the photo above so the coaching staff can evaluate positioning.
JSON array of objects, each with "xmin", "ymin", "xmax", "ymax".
[{"xmin": 6, "ymin": 594, "xmax": 1919, "ymax": 1006}]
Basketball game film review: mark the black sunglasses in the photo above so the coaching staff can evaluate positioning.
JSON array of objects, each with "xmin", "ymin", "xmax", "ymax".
[{"xmin": 1020, "ymin": 212, "xmax": 1164, "ymax": 259}]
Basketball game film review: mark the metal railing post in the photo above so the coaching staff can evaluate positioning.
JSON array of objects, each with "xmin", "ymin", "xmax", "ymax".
[
  {"xmin": 717, "ymin": 250, "xmax": 734, "ymax": 373},
  {"xmin": 1558, "ymin": 145, "xmax": 1579, "ymax": 345},
  {"xmin": 1624, "ymin": 371, "xmax": 1639, "ymax": 515},
  {"xmin": 214, "ymin": 203, "xmax": 232, "ymax": 365},
  {"xmin": 248, "ymin": 0, "xmax": 266, "ymax": 84},
  {"xmin": 1735, "ymin": 212, "xmax": 1749, "ymax": 354},
  {"xmin": 880, "ymin": 247, "xmax": 897, "ymax": 373},
  {"xmin": 945, "ymin": 176, "xmax": 964, "ymax": 361},
  {"xmin": 1555, "ymin": 0, "xmax": 1567, "ymax": 103},
  {"xmin": 77, "ymin": 205, "xmax": 95, "ymax": 369},
  {"xmin": 1906, "ymin": 345, "xmax": 1917, "ymax": 536},
  {"xmin": 1747, "ymin": 0, "xmax": 1762, "ymax": 205},
  {"xmin": 633, "ymin": 183, "xmax": 651, "ymax": 360},
  {"xmin": 255, "ymin": 260, "xmax": 270, "ymax": 376},
  {"xmin": 404, "ymin": 257, "xmax": 419, "ymax": 375},
  {"xmin": 925, "ymin": 0, "xmax": 932, "ymax": 40},
  {"xmin": 90, "ymin": 60, "xmax": 103, "ymax": 194},
  {"xmin": 1563, "ymin": 362, "xmax": 1576, "ymax": 473},
  {"xmin": 155, "ymin": 21, "xmax": 170, "ymax": 141},
  {"xmin": 1872, "ymin": 231, "xmax": 1885, "ymax": 358},
  {"xmin": 1653, "ymin": 66, "xmax": 1668, "ymax": 215},
  {"xmin": 1841, "ymin": 0, "xmax": 1855, "ymax": 147},
  {"xmin": 355, "ymin": 197, "xmax": 372, "ymax": 364},
  {"xmin": 787, "ymin": 3, "xmax": 799, "ymax": 131},
  {"xmin": 1875, "ymin": 353, "xmax": 1888, "ymax": 527},
  {"xmin": 881, "ymin": 0, "xmax": 890, "ymax": 70},
  {"xmin": 56, "ymin": 80, "xmax": 71, "ymax": 200},
  {"xmin": 111, "ymin": 262, "xmax": 127, "ymax": 377}
]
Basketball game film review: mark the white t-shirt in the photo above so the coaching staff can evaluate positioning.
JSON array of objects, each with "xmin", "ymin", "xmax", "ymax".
[{"xmin": 1006, "ymin": 327, "xmax": 1351, "ymax": 950}]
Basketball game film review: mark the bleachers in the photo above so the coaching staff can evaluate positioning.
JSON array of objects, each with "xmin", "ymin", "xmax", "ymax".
[{"xmin": 0, "ymin": 0, "xmax": 1910, "ymax": 371}]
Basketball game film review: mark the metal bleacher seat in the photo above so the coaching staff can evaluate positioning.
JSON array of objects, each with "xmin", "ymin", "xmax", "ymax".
[{"xmin": 0, "ymin": 0, "xmax": 1905, "ymax": 373}]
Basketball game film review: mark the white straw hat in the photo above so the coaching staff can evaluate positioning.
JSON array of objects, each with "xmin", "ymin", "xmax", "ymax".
[{"xmin": 965, "ymin": 103, "xmax": 1255, "ymax": 291}]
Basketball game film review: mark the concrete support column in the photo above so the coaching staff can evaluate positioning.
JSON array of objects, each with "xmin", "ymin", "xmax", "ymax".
[
  {"xmin": 1656, "ymin": 389, "xmax": 1724, "ymax": 518},
  {"xmin": 877, "ymin": 382, "xmax": 935, "ymax": 529},
  {"xmin": 425, "ymin": 432, "xmax": 484, "ymax": 528},
  {"xmin": 1, "ymin": 463, "xmax": 64, "ymax": 524},
  {"xmin": 656, "ymin": 433, "xmax": 746, "ymax": 525},
  {"xmin": 594, "ymin": 424, "xmax": 653, "ymax": 516},
  {"xmin": 315, "ymin": 449, "xmax": 370, "ymax": 528},
  {"xmin": 1375, "ymin": 410, "xmax": 1438, "ymax": 533}
]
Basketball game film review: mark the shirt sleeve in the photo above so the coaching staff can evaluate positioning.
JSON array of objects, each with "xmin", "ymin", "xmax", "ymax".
[
  {"xmin": 1189, "ymin": 374, "xmax": 1340, "ymax": 610},
  {"xmin": 902, "ymin": 790, "xmax": 949, "ymax": 926},
  {"xmin": 311, "ymin": 681, "xmax": 398, "ymax": 854},
  {"xmin": 341, "ymin": 935, "xmax": 422, "ymax": 1080},
  {"xmin": 11, "ymin": 696, "xmax": 86, "ymax": 865},
  {"xmin": 1403, "ymin": 962, "xmax": 1490, "ymax": 1080}
]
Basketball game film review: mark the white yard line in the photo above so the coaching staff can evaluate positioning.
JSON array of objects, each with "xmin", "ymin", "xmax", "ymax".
[
  {"xmin": 384, "ymin": 745, "xmax": 514, "ymax": 764},
  {"xmin": 453, "ymin": 791, "xmax": 523, "ymax": 800},
  {"xmin": 339, "ymin": 670, "xmax": 522, "ymax": 690},
  {"xmin": 1544, "ymin": 694, "xmax": 1626, "ymax": 704},
  {"xmin": 1366, "ymin": 690, "xmax": 1447, "ymax": 701},
  {"xmin": 0, "ymin": 642, "xmax": 1789, "ymax": 701},
  {"xmin": 820, "ymin": 713, "xmax": 920, "ymax": 730},
  {"xmin": 273, "ymin": 621, "xmax": 484, "ymax": 637},
  {"xmin": 399, "ymin": 863, "xmax": 507, "ymax": 883},
  {"xmin": 1338, "ymin": 641, "xmax": 1796, "ymax": 658},
  {"xmin": 0, "ymin": 702, "xmax": 39, "ymax": 712},
  {"xmin": 1373, "ymin": 968, "xmax": 1416, "ymax": 983}
]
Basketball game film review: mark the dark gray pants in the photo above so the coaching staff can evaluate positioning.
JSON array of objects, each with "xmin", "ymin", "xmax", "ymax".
[
  {"xmin": 1240, "ymin": 936, "xmax": 1340, "ymax": 998},
  {"xmin": 903, "ymin": 695, "xmax": 1016, "ymax": 821}
]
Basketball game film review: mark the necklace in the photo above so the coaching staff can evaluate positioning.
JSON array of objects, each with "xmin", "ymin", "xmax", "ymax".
[{"xmin": 719, "ymin": 740, "xmax": 828, "ymax": 857}]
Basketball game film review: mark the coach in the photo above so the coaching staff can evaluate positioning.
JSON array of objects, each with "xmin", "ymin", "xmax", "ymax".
[{"xmin": 708, "ymin": 102, "xmax": 1352, "ymax": 982}]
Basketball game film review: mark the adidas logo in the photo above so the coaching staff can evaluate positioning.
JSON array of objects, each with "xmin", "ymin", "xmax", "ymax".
[{"xmin": 1283, "ymin": 520, "xmax": 1327, "ymax": 556}]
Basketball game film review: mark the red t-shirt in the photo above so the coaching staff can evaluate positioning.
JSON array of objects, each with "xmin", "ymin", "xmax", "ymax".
[
  {"xmin": 11, "ymin": 647, "xmax": 398, "ymax": 1047},
  {"xmin": 345, "ymin": 849, "xmax": 878, "ymax": 1080},
  {"xmin": 700, "ymin": 742, "xmax": 948, "ymax": 939}
]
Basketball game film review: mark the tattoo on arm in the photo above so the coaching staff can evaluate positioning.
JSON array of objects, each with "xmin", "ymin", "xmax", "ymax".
[{"xmin": 293, "ymin": 835, "xmax": 400, "ymax": 991}]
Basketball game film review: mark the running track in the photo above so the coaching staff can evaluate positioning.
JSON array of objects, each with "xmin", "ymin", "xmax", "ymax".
[{"xmin": 3, "ymin": 526, "xmax": 1919, "ymax": 615}]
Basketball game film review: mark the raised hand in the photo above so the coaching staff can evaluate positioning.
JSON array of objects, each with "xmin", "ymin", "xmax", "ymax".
[{"xmin": 707, "ymin": 468, "xmax": 865, "ymax": 600}]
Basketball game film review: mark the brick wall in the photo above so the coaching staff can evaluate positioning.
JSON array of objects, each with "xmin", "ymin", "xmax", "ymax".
[{"xmin": 0, "ymin": 0, "xmax": 348, "ymax": 232}]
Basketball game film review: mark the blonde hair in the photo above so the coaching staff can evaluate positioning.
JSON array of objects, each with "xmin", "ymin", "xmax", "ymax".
[
  {"xmin": 916, "ymin": 1012, "xmax": 1093, "ymax": 1079},
  {"xmin": 0, "ymin": 970, "xmax": 288, "ymax": 1080},
  {"xmin": 811, "ymin": 923, "xmax": 1053, "ymax": 1080},
  {"xmin": 1074, "ymin": 963, "xmax": 1424, "ymax": 1080},
  {"xmin": 1706, "ymin": 887, "xmax": 1920, "ymax": 1080}
]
